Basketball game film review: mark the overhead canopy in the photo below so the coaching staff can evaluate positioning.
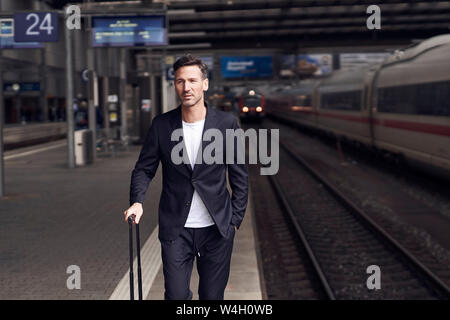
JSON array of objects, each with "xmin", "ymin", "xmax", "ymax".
[{"xmin": 43, "ymin": 0, "xmax": 450, "ymax": 51}]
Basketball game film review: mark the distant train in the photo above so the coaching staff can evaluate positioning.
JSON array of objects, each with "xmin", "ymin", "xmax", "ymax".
[
  {"xmin": 236, "ymin": 90, "xmax": 266, "ymax": 122},
  {"xmin": 4, "ymin": 102, "xmax": 104, "ymax": 150},
  {"xmin": 266, "ymin": 34, "xmax": 450, "ymax": 178},
  {"xmin": 4, "ymin": 122, "xmax": 66, "ymax": 150}
]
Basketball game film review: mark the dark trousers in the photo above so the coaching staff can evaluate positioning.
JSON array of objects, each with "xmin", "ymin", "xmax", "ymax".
[{"xmin": 161, "ymin": 224, "xmax": 235, "ymax": 300}]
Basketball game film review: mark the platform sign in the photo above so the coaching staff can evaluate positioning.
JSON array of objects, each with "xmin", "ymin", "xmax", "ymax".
[
  {"xmin": 0, "ymin": 19, "xmax": 13, "ymax": 37},
  {"xmin": 92, "ymin": 15, "xmax": 167, "ymax": 47},
  {"xmin": 166, "ymin": 67, "xmax": 175, "ymax": 80},
  {"xmin": 14, "ymin": 12, "xmax": 59, "ymax": 42},
  {"xmin": 0, "ymin": 18, "xmax": 43, "ymax": 48},
  {"xmin": 221, "ymin": 56, "xmax": 273, "ymax": 78}
]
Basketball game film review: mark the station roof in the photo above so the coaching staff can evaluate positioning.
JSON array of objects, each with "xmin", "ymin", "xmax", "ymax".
[{"xmin": 43, "ymin": 0, "xmax": 450, "ymax": 51}]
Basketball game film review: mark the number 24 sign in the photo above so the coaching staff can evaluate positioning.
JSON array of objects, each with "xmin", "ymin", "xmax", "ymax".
[{"xmin": 14, "ymin": 12, "xmax": 59, "ymax": 42}]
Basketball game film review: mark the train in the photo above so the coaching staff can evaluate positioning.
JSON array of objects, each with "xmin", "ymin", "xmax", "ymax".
[
  {"xmin": 3, "ymin": 101, "xmax": 104, "ymax": 151},
  {"xmin": 266, "ymin": 34, "xmax": 450, "ymax": 178},
  {"xmin": 236, "ymin": 90, "xmax": 266, "ymax": 122},
  {"xmin": 4, "ymin": 122, "xmax": 67, "ymax": 150}
]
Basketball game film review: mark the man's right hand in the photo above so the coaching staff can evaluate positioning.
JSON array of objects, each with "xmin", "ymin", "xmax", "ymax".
[{"xmin": 124, "ymin": 202, "xmax": 143, "ymax": 224}]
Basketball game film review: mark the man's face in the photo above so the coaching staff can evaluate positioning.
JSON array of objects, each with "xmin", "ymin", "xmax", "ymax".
[{"xmin": 174, "ymin": 65, "xmax": 208, "ymax": 108}]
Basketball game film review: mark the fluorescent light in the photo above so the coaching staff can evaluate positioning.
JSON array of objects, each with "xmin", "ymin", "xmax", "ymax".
[
  {"xmin": 166, "ymin": 43, "xmax": 211, "ymax": 49},
  {"xmin": 95, "ymin": 1, "xmax": 142, "ymax": 5},
  {"xmin": 169, "ymin": 32, "xmax": 207, "ymax": 38},
  {"xmin": 167, "ymin": 9, "xmax": 196, "ymax": 15}
]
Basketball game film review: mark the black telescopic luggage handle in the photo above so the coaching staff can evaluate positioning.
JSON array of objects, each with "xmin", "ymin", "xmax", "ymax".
[{"xmin": 128, "ymin": 216, "xmax": 143, "ymax": 300}]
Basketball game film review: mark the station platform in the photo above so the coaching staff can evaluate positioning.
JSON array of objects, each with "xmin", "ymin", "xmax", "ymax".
[{"xmin": 0, "ymin": 140, "xmax": 263, "ymax": 300}]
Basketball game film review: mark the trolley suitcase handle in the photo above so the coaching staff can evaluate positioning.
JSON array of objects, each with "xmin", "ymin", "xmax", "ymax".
[{"xmin": 128, "ymin": 216, "xmax": 143, "ymax": 300}]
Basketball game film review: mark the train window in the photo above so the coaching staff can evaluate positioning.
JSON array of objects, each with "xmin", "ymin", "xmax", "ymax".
[
  {"xmin": 294, "ymin": 95, "xmax": 311, "ymax": 106},
  {"xmin": 363, "ymin": 85, "xmax": 369, "ymax": 110},
  {"xmin": 320, "ymin": 90, "xmax": 362, "ymax": 111},
  {"xmin": 378, "ymin": 80, "xmax": 450, "ymax": 116},
  {"xmin": 243, "ymin": 96, "xmax": 261, "ymax": 108}
]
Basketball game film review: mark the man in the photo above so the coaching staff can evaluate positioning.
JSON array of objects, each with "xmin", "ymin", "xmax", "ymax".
[{"xmin": 124, "ymin": 54, "xmax": 248, "ymax": 300}]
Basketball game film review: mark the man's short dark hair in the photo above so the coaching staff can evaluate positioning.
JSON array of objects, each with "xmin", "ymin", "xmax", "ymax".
[{"xmin": 173, "ymin": 54, "xmax": 208, "ymax": 79}]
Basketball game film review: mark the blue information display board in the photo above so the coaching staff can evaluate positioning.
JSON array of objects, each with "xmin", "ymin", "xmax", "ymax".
[
  {"xmin": 221, "ymin": 56, "xmax": 273, "ymax": 78},
  {"xmin": 92, "ymin": 15, "xmax": 167, "ymax": 47},
  {"xmin": 0, "ymin": 18, "xmax": 43, "ymax": 48},
  {"xmin": 14, "ymin": 12, "xmax": 59, "ymax": 42},
  {"xmin": 3, "ymin": 82, "xmax": 41, "ymax": 92},
  {"xmin": 0, "ymin": 19, "xmax": 13, "ymax": 36},
  {"xmin": 21, "ymin": 82, "xmax": 41, "ymax": 91}
]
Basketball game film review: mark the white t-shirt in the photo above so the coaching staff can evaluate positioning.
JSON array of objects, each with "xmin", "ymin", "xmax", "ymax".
[{"xmin": 182, "ymin": 119, "xmax": 215, "ymax": 228}]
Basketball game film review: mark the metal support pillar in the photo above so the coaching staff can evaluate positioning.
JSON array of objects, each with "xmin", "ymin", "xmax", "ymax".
[
  {"xmin": 65, "ymin": 16, "xmax": 75, "ymax": 169},
  {"xmin": 120, "ymin": 48, "xmax": 128, "ymax": 145},
  {"xmin": 0, "ymin": 71, "xmax": 4, "ymax": 197}
]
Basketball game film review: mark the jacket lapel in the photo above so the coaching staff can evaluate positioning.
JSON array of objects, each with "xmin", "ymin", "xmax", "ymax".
[{"xmin": 169, "ymin": 105, "xmax": 192, "ymax": 178}]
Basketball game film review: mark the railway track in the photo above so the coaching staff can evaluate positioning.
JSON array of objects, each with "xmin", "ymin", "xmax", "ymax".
[
  {"xmin": 248, "ymin": 163, "xmax": 330, "ymax": 300},
  {"xmin": 263, "ymin": 136, "xmax": 450, "ymax": 299}
]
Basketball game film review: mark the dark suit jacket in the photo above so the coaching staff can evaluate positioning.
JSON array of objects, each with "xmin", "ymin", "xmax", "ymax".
[{"xmin": 129, "ymin": 104, "xmax": 248, "ymax": 241}]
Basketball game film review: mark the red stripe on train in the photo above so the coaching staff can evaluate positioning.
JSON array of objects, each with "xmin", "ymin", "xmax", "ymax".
[
  {"xmin": 293, "ymin": 109, "xmax": 450, "ymax": 137},
  {"xmin": 372, "ymin": 118, "xmax": 450, "ymax": 137}
]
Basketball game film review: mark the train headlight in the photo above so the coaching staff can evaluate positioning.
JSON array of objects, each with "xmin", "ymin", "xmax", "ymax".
[
  {"xmin": 256, "ymin": 106, "xmax": 262, "ymax": 112},
  {"xmin": 242, "ymin": 106, "xmax": 249, "ymax": 112}
]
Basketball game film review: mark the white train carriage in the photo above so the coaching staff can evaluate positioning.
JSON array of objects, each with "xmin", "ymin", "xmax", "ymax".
[
  {"xmin": 314, "ymin": 68, "xmax": 373, "ymax": 145},
  {"xmin": 372, "ymin": 34, "xmax": 450, "ymax": 173},
  {"xmin": 266, "ymin": 80, "xmax": 318, "ymax": 128},
  {"xmin": 268, "ymin": 34, "xmax": 450, "ymax": 178}
]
